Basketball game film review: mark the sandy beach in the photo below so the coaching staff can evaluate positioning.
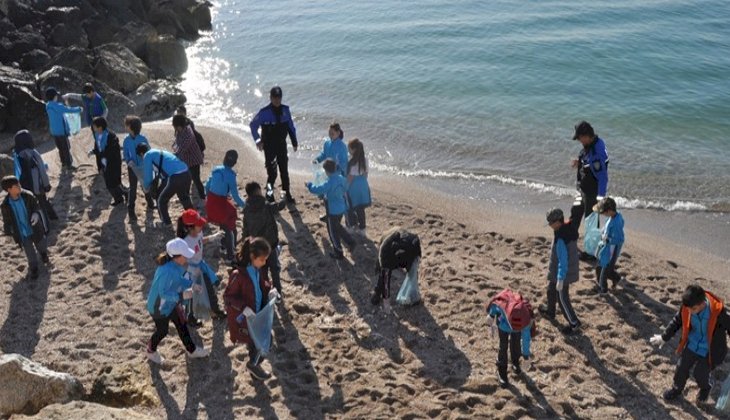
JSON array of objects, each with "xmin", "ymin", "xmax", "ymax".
[{"xmin": 1, "ymin": 122, "xmax": 729, "ymax": 419}]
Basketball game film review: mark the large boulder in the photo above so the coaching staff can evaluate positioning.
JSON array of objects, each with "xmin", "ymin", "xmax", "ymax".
[
  {"xmin": 192, "ymin": 1, "xmax": 212, "ymax": 31},
  {"xmin": 0, "ymin": 153, "xmax": 14, "ymax": 179},
  {"xmin": 89, "ymin": 364, "xmax": 159, "ymax": 408},
  {"xmin": 144, "ymin": 35, "xmax": 187, "ymax": 78},
  {"xmin": 6, "ymin": 0, "xmax": 44, "ymax": 28},
  {"xmin": 48, "ymin": 23, "xmax": 89, "ymax": 49},
  {"xmin": 20, "ymin": 49, "xmax": 51, "ymax": 71},
  {"xmin": 8, "ymin": 401, "xmax": 155, "ymax": 420},
  {"xmin": 0, "ymin": 31, "xmax": 47, "ymax": 62},
  {"xmin": 45, "ymin": 46, "xmax": 94, "ymax": 74},
  {"xmin": 43, "ymin": 6, "xmax": 83, "ymax": 26},
  {"xmin": 92, "ymin": 44, "xmax": 149, "ymax": 94},
  {"xmin": 0, "ymin": 65, "xmax": 44, "ymax": 132},
  {"xmin": 82, "ymin": 18, "xmax": 120, "ymax": 48},
  {"xmin": 112, "ymin": 21, "xmax": 157, "ymax": 58},
  {"xmin": 0, "ymin": 94, "xmax": 8, "ymax": 132},
  {"xmin": 0, "ymin": 354, "xmax": 83, "ymax": 416},
  {"xmin": 129, "ymin": 79, "xmax": 186, "ymax": 120}
]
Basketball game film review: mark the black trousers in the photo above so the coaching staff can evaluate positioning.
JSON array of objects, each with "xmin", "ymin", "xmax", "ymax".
[
  {"xmin": 346, "ymin": 206, "xmax": 367, "ymax": 229},
  {"xmin": 673, "ymin": 347, "xmax": 711, "ymax": 391},
  {"xmin": 149, "ymin": 306, "xmax": 196, "ymax": 353},
  {"xmin": 127, "ymin": 166, "xmax": 154, "ymax": 211},
  {"xmin": 546, "ymin": 280, "xmax": 580, "ymax": 327},
  {"xmin": 189, "ymin": 164, "xmax": 206, "ymax": 200},
  {"xmin": 596, "ymin": 245, "xmax": 622, "ymax": 291},
  {"xmin": 102, "ymin": 168, "xmax": 125, "ymax": 203},
  {"xmin": 497, "ymin": 329, "xmax": 522, "ymax": 378},
  {"xmin": 326, "ymin": 214, "xmax": 354, "ymax": 255},
  {"xmin": 157, "ymin": 172, "xmax": 194, "ymax": 224},
  {"xmin": 53, "ymin": 136, "xmax": 73, "ymax": 168},
  {"xmin": 572, "ymin": 172, "xmax": 599, "ymax": 231},
  {"xmin": 203, "ymin": 270, "xmax": 223, "ymax": 312},
  {"xmin": 263, "ymin": 139, "xmax": 290, "ymax": 192},
  {"xmin": 266, "ymin": 246, "xmax": 282, "ymax": 293}
]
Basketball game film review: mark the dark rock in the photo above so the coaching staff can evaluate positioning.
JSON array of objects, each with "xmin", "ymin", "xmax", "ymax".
[
  {"xmin": 49, "ymin": 23, "xmax": 90, "ymax": 48},
  {"xmin": 0, "ymin": 18, "xmax": 16, "ymax": 34},
  {"xmin": 144, "ymin": 35, "xmax": 187, "ymax": 78},
  {"xmin": 93, "ymin": 43, "xmax": 149, "ymax": 94},
  {"xmin": 0, "ymin": 94, "xmax": 8, "ymax": 132},
  {"xmin": 20, "ymin": 49, "xmax": 51, "ymax": 70},
  {"xmin": 0, "ymin": 30, "xmax": 47, "ymax": 61},
  {"xmin": 44, "ymin": 6, "xmax": 83, "ymax": 25},
  {"xmin": 170, "ymin": 4, "xmax": 199, "ymax": 39},
  {"xmin": 89, "ymin": 364, "xmax": 159, "ymax": 409},
  {"xmin": 16, "ymin": 401, "xmax": 156, "ymax": 420},
  {"xmin": 45, "ymin": 46, "xmax": 94, "ymax": 74},
  {"xmin": 192, "ymin": 1, "xmax": 212, "ymax": 31},
  {"xmin": 0, "ymin": 65, "xmax": 44, "ymax": 132},
  {"xmin": 129, "ymin": 79, "xmax": 186, "ymax": 120},
  {"xmin": 113, "ymin": 21, "xmax": 157, "ymax": 57},
  {"xmin": 82, "ymin": 18, "xmax": 120, "ymax": 48},
  {"xmin": 147, "ymin": 7, "xmax": 185, "ymax": 38},
  {"xmin": 0, "ymin": 153, "xmax": 13, "ymax": 179},
  {"xmin": 6, "ymin": 0, "xmax": 44, "ymax": 28}
]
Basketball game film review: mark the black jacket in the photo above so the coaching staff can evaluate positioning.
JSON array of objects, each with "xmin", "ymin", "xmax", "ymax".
[
  {"xmin": 1, "ymin": 189, "xmax": 41, "ymax": 247},
  {"xmin": 96, "ymin": 131, "xmax": 122, "ymax": 188},
  {"xmin": 377, "ymin": 228, "xmax": 421, "ymax": 272},
  {"xmin": 242, "ymin": 195, "xmax": 285, "ymax": 247}
]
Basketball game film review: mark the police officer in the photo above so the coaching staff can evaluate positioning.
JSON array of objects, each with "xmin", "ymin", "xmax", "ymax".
[
  {"xmin": 249, "ymin": 86, "xmax": 298, "ymax": 203},
  {"xmin": 570, "ymin": 121, "xmax": 609, "ymax": 260}
]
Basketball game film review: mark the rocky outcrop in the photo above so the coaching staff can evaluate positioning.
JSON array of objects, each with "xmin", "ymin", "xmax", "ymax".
[
  {"xmin": 0, "ymin": 153, "xmax": 14, "ymax": 178},
  {"xmin": 130, "ymin": 79, "xmax": 186, "ymax": 121},
  {"xmin": 8, "ymin": 401, "xmax": 156, "ymax": 420},
  {"xmin": 144, "ymin": 35, "xmax": 188, "ymax": 78},
  {"xmin": 93, "ymin": 44, "xmax": 149, "ymax": 94},
  {"xmin": 45, "ymin": 47, "xmax": 94, "ymax": 75},
  {"xmin": 0, "ymin": 354, "xmax": 84, "ymax": 416},
  {"xmin": 89, "ymin": 364, "xmax": 159, "ymax": 408},
  {"xmin": 0, "ymin": 65, "xmax": 46, "ymax": 132}
]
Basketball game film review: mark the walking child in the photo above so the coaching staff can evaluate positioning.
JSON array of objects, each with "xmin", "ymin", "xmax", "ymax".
[
  {"xmin": 306, "ymin": 159, "xmax": 355, "ymax": 260},
  {"xmin": 223, "ymin": 237, "xmax": 280, "ymax": 380},
  {"xmin": 13, "ymin": 130, "xmax": 57, "ymax": 221},
  {"xmin": 44, "ymin": 87, "xmax": 82, "ymax": 170},
  {"xmin": 172, "ymin": 114, "xmax": 206, "ymax": 203},
  {"xmin": 486, "ymin": 289, "xmax": 535, "ymax": 388},
  {"xmin": 593, "ymin": 197, "xmax": 625, "ymax": 293},
  {"xmin": 345, "ymin": 138, "xmax": 371, "ymax": 233},
  {"xmin": 122, "ymin": 116, "xmax": 155, "ymax": 221},
  {"xmin": 91, "ymin": 117, "xmax": 125, "ymax": 206},
  {"xmin": 205, "ymin": 150, "xmax": 246, "ymax": 264},
  {"xmin": 145, "ymin": 238, "xmax": 210, "ymax": 364}
]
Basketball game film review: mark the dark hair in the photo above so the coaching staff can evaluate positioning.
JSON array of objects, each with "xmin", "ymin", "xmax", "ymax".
[
  {"xmin": 236, "ymin": 237, "xmax": 271, "ymax": 266},
  {"xmin": 125, "ymin": 115, "xmax": 142, "ymax": 136},
  {"xmin": 136, "ymin": 143, "xmax": 151, "ymax": 156},
  {"xmin": 329, "ymin": 122, "xmax": 343, "ymax": 139},
  {"xmin": 682, "ymin": 285, "xmax": 706, "ymax": 307},
  {"xmin": 92, "ymin": 116, "xmax": 107, "ymax": 130},
  {"xmin": 1, "ymin": 175, "xmax": 20, "ymax": 191},
  {"xmin": 597, "ymin": 197, "xmax": 617, "ymax": 213},
  {"xmin": 176, "ymin": 105, "xmax": 187, "ymax": 115},
  {"xmin": 245, "ymin": 181, "xmax": 262, "ymax": 197},
  {"xmin": 223, "ymin": 150, "xmax": 238, "ymax": 168},
  {"xmin": 323, "ymin": 158, "xmax": 336, "ymax": 174},
  {"xmin": 155, "ymin": 251, "xmax": 172, "ymax": 266},
  {"xmin": 172, "ymin": 114, "xmax": 188, "ymax": 128},
  {"xmin": 573, "ymin": 121, "xmax": 595, "ymax": 140},
  {"xmin": 347, "ymin": 138, "xmax": 367, "ymax": 175},
  {"xmin": 176, "ymin": 215, "xmax": 195, "ymax": 239},
  {"xmin": 82, "ymin": 83, "xmax": 95, "ymax": 94}
]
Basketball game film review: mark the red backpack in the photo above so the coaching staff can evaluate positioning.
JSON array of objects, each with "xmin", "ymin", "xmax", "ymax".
[{"xmin": 488, "ymin": 289, "xmax": 535, "ymax": 332}]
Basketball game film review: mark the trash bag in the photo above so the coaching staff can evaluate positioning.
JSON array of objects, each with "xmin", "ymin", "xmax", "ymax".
[
  {"xmin": 396, "ymin": 257, "xmax": 421, "ymax": 305},
  {"xmin": 192, "ymin": 276, "xmax": 212, "ymax": 321},
  {"xmin": 583, "ymin": 212, "xmax": 602, "ymax": 257},
  {"xmin": 311, "ymin": 163, "xmax": 328, "ymax": 187},
  {"xmin": 717, "ymin": 373, "xmax": 730, "ymax": 412},
  {"xmin": 248, "ymin": 296, "xmax": 277, "ymax": 356},
  {"xmin": 64, "ymin": 112, "xmax": 81, "ymax": 135}
]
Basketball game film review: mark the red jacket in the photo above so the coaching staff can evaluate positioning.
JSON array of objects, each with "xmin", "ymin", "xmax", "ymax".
[{"xmin": 223, "ymin": 266, "xmax": 271, "ymax": 345}]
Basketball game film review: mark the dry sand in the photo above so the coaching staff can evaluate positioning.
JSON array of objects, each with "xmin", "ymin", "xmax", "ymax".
[{"xmin": 1, "ymin": 122, "xmax": 728, "ymax": 419}]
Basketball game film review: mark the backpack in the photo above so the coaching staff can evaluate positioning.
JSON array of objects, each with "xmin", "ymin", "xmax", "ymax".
[
  {"xmin": 193, "ymin": 128, "xmax": 206, "ymax": 152},
  {"xmin": 488, "ymin": 289, "xmax": 535, "ymax": 333}
]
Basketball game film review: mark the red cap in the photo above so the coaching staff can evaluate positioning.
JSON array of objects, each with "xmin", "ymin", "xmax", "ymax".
[{"xmin": 181, "ymin": 209, "xmax": 206, "ymax": 227}]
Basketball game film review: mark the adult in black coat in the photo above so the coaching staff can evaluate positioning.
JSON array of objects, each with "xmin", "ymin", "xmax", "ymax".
[
  {"xmin": 371, "ymin": 228, "xmax": 422, "ymax": 305},
  {"xmin": 91, "ymin": 117, "xmax": 125, "ymax": 205}
]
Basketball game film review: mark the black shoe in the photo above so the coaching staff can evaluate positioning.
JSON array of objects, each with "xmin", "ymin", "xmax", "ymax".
[
  {"xmin": 41, "ymin": 253, "xmax": 49, "ymax": 264},
  {"xmin": 697, "ymin": 387, "xmax": 711, "ymax": 403},
  {"xmin": 285, "ymin": 191, "xmax": 296, "ymax": 204},
  {"xmin": 187, "ymin": 316, "xmax": 203, "ymax": 328},
  {"xmin": 329, "ymin": 251, "xmax": 345, "ymax": 260},
  {"xmin": 346, "ymin": 241, "xmax": 357, "ymax": 254},
  {"xmin": 247, "ymin": 362, "xmax": 271, "ymax": 380},
  {"xmin": 128, "ymin": 211, "xmax": 138, "ymax": 222},
  {"xmin": 370, "ymin": 293, "xmax": 382, "ymax": 306},
  {"xmin": 63, "ymin": 165, "xmax": 77, "ymax": 171},
  {"xmin": 538, "ymin": 304, "xmax": 555, "ymax": 320},
  {"xmin": 111, "ymin": 199, "xmax": 124, "ymax": 207},
  {"xmin": 512, "ymin": 363, "xmax": 522, "ymax": 375},
  {"xmin": 579, "ymin": 251, "xmax": 597, "ymax": 262},
  {"xmin": 30, "ymin": 268, "xmax": 39, "ymax": 280},
  {"xmin": 561, "ymin": 323, "xmax": 580, "ymax": 335},
  {"xmin": 212, "ymin": 309, "xmax": 227, "ymax": 320},
  {"xmin": 497, "ymin": 368, "xmax": 509, "ymax": 388},
  {"xmin": 146, "ymin": 202, "xmax": 157, "ymax": 210},
  {"xmin": 663, "ymin": 387, "xmax": 682, "ymax": 401},
  {"xmin": 319, "ymin": 214, "xmax": 328, "ymax": 222}
]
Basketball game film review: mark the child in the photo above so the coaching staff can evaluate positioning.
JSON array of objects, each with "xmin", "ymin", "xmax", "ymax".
[
  {"xmin": 44, "ymin": 87, "xmax": 82, "ymax": 170},
  {"xmin": 651, "ymin": 285, "xmax": 730, "ymax": 404},
  {"xmin": 13, "ymin": 130, "xmax": 57, "ymax": 221},
  {"xmin": 593, "ymin": 197, "xmax": 625, "ymax": 293},
  {"xmin": 371, "ymin": 228, "xmax": 421, "ymax": 308},
  {"xmin": 172, "ymin": 114, "xmax": 205, "ymax": 203},
  {"xmin": 122, "ymin": 115, "xmax": 155, "ymax": 221},
  {"xmin": 486, "ymin": 289, "xmax": 534, "ymax": 388},
  {"xmin": 63, "ymin": 83, "xmax": 108, "ymax": 129},
  {"xmin": 138, "ymin": 143, "xmax": 194, "ymax": 226},
  {"xmin": 223, "ymin": 237, "xmax": 279, "ymax": 380},
  {"xmin": 145, "ymin": 238, "xmax": 210, "ymax": 364},
  {"xmin": 91, "ymin": 117, "xmax": 125, "ymax": 206},
  {"xmin": 313, "ymin": 122, "xmax": 348, "ymax": 177},
  {"xmin": 243, "ymin": 181, "xmax": 287, "ymax": 296},
  {"xmin": 538, "ymin": 208, "xmax": 581, "ymax": 334},
  {"xmin": 306, "ymin": 158, "xmax": 355, "ymax": 259},
  {"xmin": 345, "ymin": 138, "xmax": 371, "ymax": 234},
  {"xmin": 1, "ymin": 176, "xmax": 49, "ymax": 280},
  {"xmin": 176, "ymin": 209, "xmax": 226, "ymax": 327},
  {"xmin": 205, "ymin": 150, "xmax": 246, "ymax": 264}
]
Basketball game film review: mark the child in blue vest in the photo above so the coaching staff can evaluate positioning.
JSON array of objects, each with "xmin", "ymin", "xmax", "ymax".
[
  {"xmin": 91, "ymin": 117, "xmax": 125, "ymax": 206},
  {"xmin": 486, "ymin": 289, "xmax": 534, "ymax": 388},
  {"xmin": 63, "ymin": 83, "xmax": 108, "ymax": 168},
  {"xmin": 44, "ymin": 87, "xmax": 82, "ymax": 170},
  {"xmin": 306, "ymin": 159, "xmax": 355, "ymax": 259},
  {"xmin": 123, "ymin": 116, "xmax": 155, "ymax": 221},
  {"xmin": 593, "ymin": 197, "xmax": 625, "ymax": 293},
  {"xmin": 345, "ymin": 138, "xmax": 371, "ymax": 234}
]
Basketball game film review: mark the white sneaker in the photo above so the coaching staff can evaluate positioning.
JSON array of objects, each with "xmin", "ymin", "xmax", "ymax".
[
  {"xmin": 187, "ymin": 346, "xmax": 210, "ymax": 359},
  {"xmin": 146, "ymin": 350, "xmax": 163, "ymax": 365}
]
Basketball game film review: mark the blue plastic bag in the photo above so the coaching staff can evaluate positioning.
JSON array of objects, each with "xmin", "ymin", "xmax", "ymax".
[
  {"xmin": 717, "ymin": 373, "xmax": 730, "ymax": 412},
  {"xmin": 64, "ymin": 112, "xmax": 81, "ymax": 135},
  {"xmin": 311, "ymin": 163, "xmax": 327, "ymax": 187},
  {"xmin": 396, "ymin": 257, "xmax": 421, "ymax": 305},
  {"xmin": 248, "ymin": 296, "xmax": 277, "ymax": 356},
  {"xmin": 583, "ymin": 212, "xmax": 602, "ymax": 257}
]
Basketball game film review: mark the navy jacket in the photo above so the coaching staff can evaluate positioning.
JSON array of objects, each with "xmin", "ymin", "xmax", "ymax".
[{"xmin": 249, "ymin": 104, "xmax": 298, "ymax": 148}]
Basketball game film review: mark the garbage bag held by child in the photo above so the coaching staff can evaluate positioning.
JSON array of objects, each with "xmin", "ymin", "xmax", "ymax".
[
  {"xmin": 311, "ymin": 163, "xmax": 328, "ymax": 187},
  {"xmin": 64, "ymin": 112, "xmax": 81, "ymax": 135},
  {"xmin": 247, "ymin": 296, "xmax": 277, "ymax": 356},
  {"xmin": 583, "ymin": 212, "xmax": 601, "ymax": 257},
  {"xmin": 396, "ymin": 257, "xmax": 421, "ymax": 305},
  {"xmin": 717, "ymin": 373, "xmax": 730, "ymax": 412},
  {"xmin": 192, "ymin": 277, "xmax": 212, "ymax": 321}
]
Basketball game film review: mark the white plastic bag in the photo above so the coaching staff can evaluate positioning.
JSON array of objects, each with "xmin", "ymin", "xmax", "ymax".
[
  {"xmin": 191, "ymin": 276, "xmax": 211, "ymax": 321},
  {"xmin": 311, "ymin": 163, "xmax": 327, "ymax": 187},
  {"xmin": 396, "ymin": 257, "xmax": 421, "ymax": 305},
  {"xmin": 583, "ymin": 212, "xmax": 602, "ymax": 257},
  {"xmin": 248, "ymin": 296, "xmax": 277, "ymax": 356},
  {"xmin": 64, "ymin": 112, "xmax": 81, "ymax": 135},
  {"xmin": 716, "ymin": 373, "xmax": 730, "ymax": 412}
]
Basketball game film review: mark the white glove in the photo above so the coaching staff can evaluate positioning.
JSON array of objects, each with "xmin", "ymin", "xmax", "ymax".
[
  {"xmin": 182, "ymin": 288, "xmax": 193, "ymax": 300},
  {"xmin": 268, "ymin": 289, "xmax": 280, "ymax": 301},
  {"xmin": 556, "ymin": 280, "xmax": 564, "ymax": 291},
  {"xmin": 207, "ymin": 231, "xmax": 225, "ymax": 241},
  {"xmin": 243, "ymin": 307, "xmax": 255, "ymax": 318},
  {"xmin": 30, "ymin": 213, "xmax": 40, "ymax": 224},
  {"xmin": 101, "ymin": 158, "xmax": 107, "ymax": 167},
  {"xmin": 596, "ymin": 195, "xmax": 605, "ymax": 202},
  {"xmin": 650, "ymin": 334, "xmax": 665, "ymax": 348}
]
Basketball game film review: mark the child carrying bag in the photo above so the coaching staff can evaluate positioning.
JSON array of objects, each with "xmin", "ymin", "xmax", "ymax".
[
  {"xmin": 396, "ymin": 257, "xmax": 421, "ymax": 306},
  {"xmin": 192, "ymin": 276, "xmax": 212, "ymax": 321},
  {"xmin": 247, "ymin": 296, "xmax": 278, "ymax": 356},
  {"xmin": 583, "ymin": 212, "xmax": 602, "ymax": 257}
]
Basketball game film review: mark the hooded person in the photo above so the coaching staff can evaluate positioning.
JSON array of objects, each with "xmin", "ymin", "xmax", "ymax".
[
  {"xmin": 12, "ymin": 130, "xmax": 57, "ymax": 221},
  {"xmin": 205, "ymin": 150, "xmax": 246, "ymax": 264}
]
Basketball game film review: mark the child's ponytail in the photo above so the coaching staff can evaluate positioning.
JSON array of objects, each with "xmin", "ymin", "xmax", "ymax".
[
  {"xmin": 235, "ymin": 237, "xmax": 272, "ymax": 266},
  {"xmin": 155, "ymin": 251, "xmax": 172, "ymax": 266},
  {"xmin": 175, "ymin": 216, "xmax": 192, "ymax": 239}
]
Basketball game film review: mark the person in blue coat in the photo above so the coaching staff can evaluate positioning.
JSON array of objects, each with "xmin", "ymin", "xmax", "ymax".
[
  {"xmin": 145, "ymin": 238, "xmax": 210, "ymax": 364},
  {"xmin": 44, "ymin": 87, "xmax": 82, "ymax": 170},
  {"xmin": 570, "ymin": 121, "xmax": 610, "ymax": 235},
  {"xmin": 122, "ymin": 116, "xmax": 155, "ymax": 221},
  {"xmin": 345, "ymin": 138, "xmax": 371, "ymax": 233},
  {"xmin": 205, "ymin": 150, "xmax": 246, "ymax": 263},
  {"xmin": 249, "ymin": 86, "xmax": 298, "ymax": 203},
  {"xmin": 313, "ymin": 122, "xmax": 348, "ymax": 177},
  {"xmin": 593, "ymin": 197, "xmax": 625, "ymax": 293},
  {"xmin": 137, "ymin": 144, "xmax": 194, "ymax": 227},
  {"xmin": 486, "ymin": 291, "xmax": 534, "ymax": 388},
  {"xmin": 306, "ymin": 159, "xmax": 356, "ymax": 259}
]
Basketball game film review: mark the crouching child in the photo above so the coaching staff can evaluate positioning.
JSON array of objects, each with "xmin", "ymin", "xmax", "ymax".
[{"xmin": 486, "ymin": 289, "xmax": 535, "ymax": 388}]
